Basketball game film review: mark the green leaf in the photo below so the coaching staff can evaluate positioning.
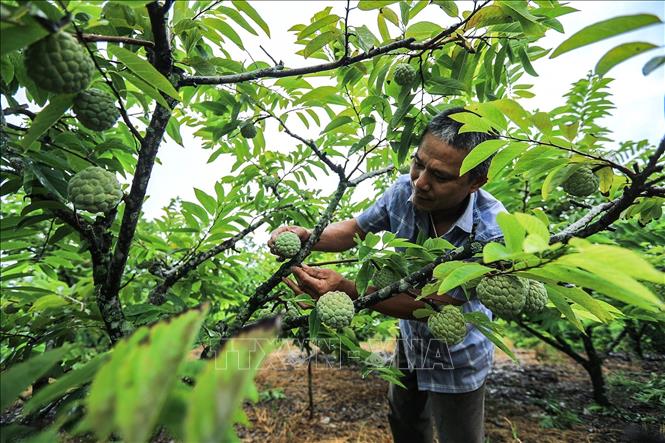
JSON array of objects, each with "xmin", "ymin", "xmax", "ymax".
[
  {"xmin": 303, "ymin": 30, "xmax": 337, "ymax": 58},
  {"xmin": 194, "ymin": 188, "xmax": 217, "ymax": 214},
  {"xmin": 21, "ymin": 94, "xmax": 75, "ymax": 150},
  {"xmin": 1, "ymin": 346, "xmax": 69, "ymax": 411},
  {"xmin": 358, "ymin": 0, "xmax": 399, "ymax": 10},
  {"xmin": 551, "ymin": 14, "xmax": 662, "ymax": 58},
  {"xmin": 107, "ymin": 46, "xmax": 179, "ymax": 100},
  {"xmin": 464, "ymin": 312, "xmax": 517, "ymax": 361},
  {"xmin": 488, "ymin": 142, "xmax": 528, "ymax": 180},
  {"xmin": 437, "ymin": 263, "xmax": 492, "ymax": 294},
  {"xmin": 0, "ymin": 19, "xmax": 49, "ymax": 56},
  {"xmin": 322, "ymin": 116, "xmax": 353, "ymax": 134},
  {"xmin": 546, "ymin": 285, "xmax": 584, "ymax": 332},
  {"xmin": 23, "ymin": 353, "xmax": 110, "ymax": 414},
  {"xmin": 216, "ymin": 5, "xmax": 259, "ymax": 36},
  {"xmin": 181, "ymin": 201, "xmax": 210, "ymax": 225},
  {"xmin": 298, "ymin": 15, "xmax": 339, "ymax": 40},
  {"xmin": 513, "ymin": 213, "xmax": 549, "ymax": 242},
  {"xmin": 433, "ymin": 0, "xmax": 458, "ymax": 17},
  {"xmin": 232, "ymin": 0, "xmax": 270, "ymax": 36},
  {"xmin": 459, "ymin": 139, "xmax": 506, "ymax": 176},
  {"xmin": 595, "ymin": 42, "xmax": 659, "ymax": 75},
  {"xmin": 643, "ymin": 55, "xmax": 665, "ymax": 75},
  {"xmin": 185, "ymin": 323, "xmax": 277, "ymax": 443},
  {"xmin": 202, "ymin": 17, "xmax": 245, "ymax": 49},
  {"xmin": 517, "ymin": 46, "xmax": 538, "ymax": 76},
  {"xmin": 87, "ymin": 308, "xmax": 208, "ymax": 443},
  {"xmin": 405, "ymin": 21, "xmax": 443, "ymax": 40},
  {"xmin": 496, "ymin": 212, "xmax": 525, "ymax": 253}
]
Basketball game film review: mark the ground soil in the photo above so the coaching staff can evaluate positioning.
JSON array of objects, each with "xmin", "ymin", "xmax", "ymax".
[{"xmin": 237, "ymin": 341, "xmax": 665, "ymax": 443}]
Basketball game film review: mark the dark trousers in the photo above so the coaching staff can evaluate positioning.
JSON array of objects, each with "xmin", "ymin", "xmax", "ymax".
[{"xmin": 387, "ymin": 338, "xmax": 486, "ymax": 443}]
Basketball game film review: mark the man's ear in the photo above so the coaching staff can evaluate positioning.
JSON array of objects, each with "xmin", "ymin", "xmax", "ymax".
[{"xmin": 468, "ymin": 175, "xmax": 488, "ymax": 193}]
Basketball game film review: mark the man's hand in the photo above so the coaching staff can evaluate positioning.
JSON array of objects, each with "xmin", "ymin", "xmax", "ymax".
[
  {"xmin": 282, "ymin": 265, "xmax": 346, "ymax": 300},
  {"xmin": 268, "ymin": 226, "xmax": 310, "ymax": 256}
]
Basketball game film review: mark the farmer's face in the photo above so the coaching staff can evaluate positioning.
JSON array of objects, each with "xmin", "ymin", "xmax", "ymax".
[{"xmin": 409, "ymin": 133, "xmax": 487, "ymax": 213}]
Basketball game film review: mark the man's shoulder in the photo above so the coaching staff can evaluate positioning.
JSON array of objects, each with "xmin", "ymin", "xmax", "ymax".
[
  {"xmin": 473, "ymin": 188, "xmax": 506, "ymax": 241},
  {"xmin": 383, "ymin": 174, "xmax": 413, "ymax": 202}
]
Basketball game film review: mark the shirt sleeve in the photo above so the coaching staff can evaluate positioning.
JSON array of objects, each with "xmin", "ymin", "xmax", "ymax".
[{"xmin": 356, "ymin": 188, "xmax": 392, "ymax": 234}]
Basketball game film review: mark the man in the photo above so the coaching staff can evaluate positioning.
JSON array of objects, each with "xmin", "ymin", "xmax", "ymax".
[{"xmin": 269, "ymin": 107, "xmax": 506, "ymax": 443}]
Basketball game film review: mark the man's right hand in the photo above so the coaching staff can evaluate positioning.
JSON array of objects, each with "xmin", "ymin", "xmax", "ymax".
[{"xmin": 268, "ymin": 226, "xmax": 311, "ymax": 256}]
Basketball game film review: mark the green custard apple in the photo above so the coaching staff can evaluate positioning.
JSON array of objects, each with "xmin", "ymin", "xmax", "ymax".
[
  {"xmin": 24, "ymin": 31, "xmax": 94, "ymax": 94},
  {"xmin": 67, "ymin": 166, "xmax": 123, "ymax": 213},
  {"xmin": 73, "ymin": 88, "xmax": 120, "ymax": 131},
  {"xmin": 428, "ymin": 305, "xmax": 467, "ymax": 345},
  {"xmin": 393, "ymin": 63, "xmax": 416, "ymax": 86},
  {"xmin": 240, "ymin": 120, "xmax": 257, "ymax": 138},
  {"xmin": 522, "ymin": 279, "xmax": 548, "ymax": 314},
  {"xmin": 373, "ymin": 266, "xmax": 400, "ymax": 289},
  {"xmin": 562, "ymin": 167, "xmax": 599, "ymax": 197},
  {"xmin": 274, "ymin": 232, "xmax": 301, "ymax": 258},
  {"xmin": 477, "ymin": 275, "xmax": 528, "ymax": 318},
  {"xmin": 317, "ymin": 291, "xmax": 355, "ymax": 330}
]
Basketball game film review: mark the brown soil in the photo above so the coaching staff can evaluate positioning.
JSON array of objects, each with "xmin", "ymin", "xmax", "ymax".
[{"xmin": 237, "ymin": 341, "xmax": 665, "ymax": 443}]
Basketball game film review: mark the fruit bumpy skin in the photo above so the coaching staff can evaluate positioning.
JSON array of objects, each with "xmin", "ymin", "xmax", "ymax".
[
  {"xmin": 428, "ymin": 305, "xmax": 467, "ymax": 345},
  {"xmin": 523, "ymin": 279, "xmax": 548, "ymax": 314},
  {"xmin": 477, "ymin": 275, "xmax": 528, "ymax": 318},
  {"xmin": 67, "ymin": 167, "xmax": 123, "ymax": 213},
  {"xmin": 24, "ymin": 32, "xmax": 94, "ymax": 94},
  {"xmin": 393, "ymin": 63, "xmax": 416, "ymax": 86},
  {"xmin": 73, "ymin": 89, "xmax": 120, "ymax": 131},
  {"xmin": 562, "ymin": 167, "xmax": 599, "ymax": 197},
  {"xmin": 273, "ymin": 232, "xmax": 301, "ymax": 258},
  {"xmin": 317, "ymin": 291, "xmax": 355, "ymax": 330},
  {"xmin": 240, "ymin": 120, "xmax": 257, "ymax": 138},
  {"xmin": 372, "ymin": 266, "xmax": 400, "ymax": 289}
]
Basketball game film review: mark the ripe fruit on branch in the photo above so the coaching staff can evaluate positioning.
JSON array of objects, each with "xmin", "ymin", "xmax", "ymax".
[
  {"xmin": 523, "ymin": 279, "xmax": 548, "ymax": 314},
  {"xmin": 240, "ymin": 120, "xmax": 257, "ymax": 138},
  {"xmin": 477, "ymin": 275, "xmax": 528, "ymax": 318},
  {"xmin": 73, "ymin": 88, "xmax": 120, "ymax": 131},
  {"xmin": 372, "ymin": 266, "xmax": 400, "ymax": 289},
  {"xmin": 562, "ymin": 167, "xmax": 599, "ymax": 197},
  {"xmin": 428, "ymin": 305, "xmax": 467, "ymax": 345},
  {"xmin": 317, "ymin": 291, "xmax": 355, "ymax": 330},
  {"xmin": 67, "ymin": 166, "xmax": 123, "ymax": 213},
  {"xmin": 24, "ymin": 32, "xmax": 94, "ymax": 94},
  {"xmin": 274, "ymin": 232, "xmax": 301, "ymax": 258},
  {"xmin": 393, "ymin": 63, "xmax": 417, "ymax": 86}
]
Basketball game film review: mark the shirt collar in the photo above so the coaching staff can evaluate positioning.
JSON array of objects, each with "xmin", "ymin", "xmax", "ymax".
[{"xmin": 413, "ymin": 191, "xmax": 477, "ymax": 237}]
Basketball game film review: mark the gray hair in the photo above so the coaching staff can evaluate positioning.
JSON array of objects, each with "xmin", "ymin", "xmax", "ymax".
[{"xmin": 418, "ymin": 106, "xmax": 497, "ymax": 181}]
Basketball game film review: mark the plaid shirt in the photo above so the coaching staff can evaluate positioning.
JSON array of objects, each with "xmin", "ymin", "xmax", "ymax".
[{"xmin": 356, "ymin": 174, "xmax": 506, "ymax": 393}]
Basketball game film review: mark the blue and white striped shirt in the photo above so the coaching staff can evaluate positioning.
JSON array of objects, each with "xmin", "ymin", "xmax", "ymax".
[{"xmin": 356, "ymin": 174, "xmax": 506, "ymax": 393}]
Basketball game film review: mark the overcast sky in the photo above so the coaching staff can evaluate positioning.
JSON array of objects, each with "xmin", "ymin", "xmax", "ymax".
[{"xmin": 141, "ymin": 1, "xmax": 664, "ymax": 220}]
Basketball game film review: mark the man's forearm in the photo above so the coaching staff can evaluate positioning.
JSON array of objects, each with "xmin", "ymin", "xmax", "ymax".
[
  {"xmin": 337, "ymin": 279, "xmax": 463, "ymax": 321},
  {"xmin": 311, "ymin": 219, "xmax": 365, "ymax": 252}
]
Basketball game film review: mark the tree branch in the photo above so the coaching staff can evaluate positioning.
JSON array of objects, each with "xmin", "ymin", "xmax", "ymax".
[
  {"xmin": 178, "ymin": 3, "xmax": 490, "ymax": 87},
  {"xmin": 79, "ymin": 33, "xmax": 154, "ymax": 48},
  {"xmin": 516, "ymin": 320, "xmax": 589, "ymax": 366},
  {"xmin": 148, "ymin": 216, "xmax": 269, "ymax": 304}
]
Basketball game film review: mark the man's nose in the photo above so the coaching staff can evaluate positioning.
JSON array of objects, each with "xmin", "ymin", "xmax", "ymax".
[{"xmin": 414, "ymin": 172, "xmax": 430, "ymax": 191}]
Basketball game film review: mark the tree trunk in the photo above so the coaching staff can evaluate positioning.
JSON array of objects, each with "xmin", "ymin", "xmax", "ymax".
[{"xmin": 581, "ymin": 327, "xmax": 610, "ymax": 406}]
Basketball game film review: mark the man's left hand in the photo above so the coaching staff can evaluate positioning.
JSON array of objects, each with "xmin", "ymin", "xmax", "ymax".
[{"xmin": 283, "ymin": 265, "xmax": 345, "ymax": 299}]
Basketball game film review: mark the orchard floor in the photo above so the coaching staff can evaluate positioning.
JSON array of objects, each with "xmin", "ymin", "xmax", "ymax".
[{"xmin": 236, "ymin": 341, "xmax": 665, "ymax": 443}]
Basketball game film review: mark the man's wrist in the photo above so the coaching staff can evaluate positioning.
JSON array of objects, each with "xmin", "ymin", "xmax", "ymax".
[{"xmin": 336, "ymin": 278, "xmax": 359, "ymax": 300}]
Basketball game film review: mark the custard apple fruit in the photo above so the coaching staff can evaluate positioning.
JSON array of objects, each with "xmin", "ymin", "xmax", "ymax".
[
  {"xmin": 523, "ymin": 279, "xmax": 548, "ymax": 314},
  {"xmin": 240, "ymin": 120, "xmax": 257, "ymax": 138},
  {"xmin": 274, "ymin": 232, "xmax": 301, "ymax": 258},
  {"xmin": 373, "ymin": 266, "xmax": 400, "ymax": 289},
  {"xmin": 24, "ymin": 32, "xmax": 94, "ymax": 94},
  {"xmin": 67, "ymin": 166, "xmax": 123, "ymax": 213},
  {"xmin": 317, "ymin": 291, "xmax": 355, "ymax": 330},
  {"xmin": 73, "ymin": 88, "xmax": 120, "ymax": 131},
  {"xmin": 394, "ymin": 63, "xmax": 416, "ymax": 86},
  {"xmin": 477, "ymin": 275, "xmax": 528, "ymax": 317},
  {"xmin": 260, "ymin": 176, "xmax": 278, "ymax": 188},
  {"xmin": 428, "ymin": 305, "xmax": 467, "ymax": 344},
  {"xmin": 562, "ymin": 167, "xmax": 599, "ymax": 197}
]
